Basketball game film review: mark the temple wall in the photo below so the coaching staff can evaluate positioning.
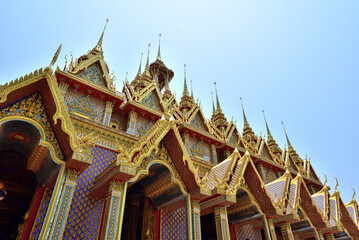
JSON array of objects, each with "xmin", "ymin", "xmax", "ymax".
[
  {"xmin": 64, "ymin": 88, "xmax": 106, "ymax": 124},
  {"xmin": 62, "ymin": 146, "xmax": 116, "ymax": 240},
  {"xmin": 160, "ymin": 207, "xmax": 187, "ymax": 240},
  {"xmin": 234, "ymin": 223, "xmax": 262, "ymax": 240}
]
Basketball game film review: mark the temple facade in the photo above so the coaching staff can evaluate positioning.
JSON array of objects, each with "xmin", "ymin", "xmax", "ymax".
[{"xmin": 0, "ymin": 24, "xmax": 358, "ymax": 240}]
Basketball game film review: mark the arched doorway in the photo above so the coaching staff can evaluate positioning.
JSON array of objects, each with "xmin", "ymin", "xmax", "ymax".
[
  {"xmin": 121, "ymin": 159, "xmax": 189, "ymax": 239},
  {"xmin": 0, "ymin": 120, "xmax": 60, "ymax": 239}
]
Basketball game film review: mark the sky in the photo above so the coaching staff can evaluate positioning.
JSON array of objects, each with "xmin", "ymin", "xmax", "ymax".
[{"xmin": 1, "ymin": 1, "xmax": 358, "ymax": 203}]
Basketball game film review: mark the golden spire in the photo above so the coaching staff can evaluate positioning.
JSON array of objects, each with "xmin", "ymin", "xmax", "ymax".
[
  {"xmin": 323, "ymin": 173, "xmax": 327, "ymax": 186},
  {"xmin": 183, "ymin": 64, "xmax": 189, "ymax": 96},
  {"xmin": 95, "ymin": 19, "xmax": 109, "ymax": 51},
  {"xmin": 240, "ymin": 97, "xmax": 249, "ymax": 127},
  {"xmin": 281, "ymin": 121, "xmax": 292, "ymax": 147},
  {"xmin": 157, "ymin": 33, "xmax": 162, "ymax": 61},
  {"xmin": 137, "ymin": 52, "xmax": 143, "ymax": 75},
  {"xmin": 191, "ymin": 80, "xmax": 194, "ymax": 99},
  {"xmin": 211, "ymin": 91, "xmax": 215, "ymax": 112},
  {"xmin": 142, "ymin": 43, "xmax": 152, "ymax": 80},
  {"xmin": 214, "ymin": 82, "xmax": 222, "ymax": 110},
  {"xmin": 262, "ymin": 110, "xmax": 273, "ymax": 139}
]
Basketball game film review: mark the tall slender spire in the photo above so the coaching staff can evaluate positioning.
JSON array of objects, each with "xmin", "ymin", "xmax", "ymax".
[
  {"xmin": 157, "ymin": 33, "xmax": 162, "ymax": 61},
  {"xmin": 211, "ymin": 91, "xmax": 215, "ymax": 112},
  {"xmin": 214, "ymin": 82, "xmax": 221, "ymax": 110},
  {"xmin": 183, "ymin": 64, "xmax": 189, "ymax": 95},
  {"xmin": 137, "ymin": 52, "xmax": 143, "ymax": 75},
  {"xmin": 95, "ymin": 19, "xmax": 109, "ymax": 51},
  {"xmin": 145, "ymin": 43, "xmax": 151, "ymax": 70},
  {"xmin": 281, "ymin": 121, "xmax": 292, "ymax": 147},
  {"xmin": 240, "ymin": 97, "xmax": 249, "ymax": 126},
  {"xmin": 191, "ymin": 80, "xmax": 194, "ymax": 99},
  {"xmin": 262, "ymin": 110, "xmax": 272, "ymax": 139}
]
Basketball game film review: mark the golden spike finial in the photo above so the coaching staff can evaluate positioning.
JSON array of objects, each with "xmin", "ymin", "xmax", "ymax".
[
  {"xmin": 97, "ymin": 18, "xmax": 109, "ymax": 48},
  {"xmin": 214, "ymin": 82, "xmax": 221, "ymax": 110},
  {"xmin": 191, "ymin": 80, "xmax": 194, "ymax": 99},
  {"xmin": 333, "ymin": 176, "xmax": 339, "ymax": 191},
  {"xmin": 125, "ymin": 72, "xmax": 128, "ymax": 81},
  {"xmin": 262, "ymin": 109, "xmax": 272, "ymax": 138},
  {"xmin": 145, "ymin": 43, "xmax": 151, "ymax": 70},
  {"xmin": 281, "ymin": 121, "xmax": 292, "ymax": 147},
  {"xmin": 322, "ymin": 173, "xmax": 327, "ymax": 186},
  {"xmin": 211, "ymin": 91, "xmax": 215, "ymax": 112},
  {"xmin": 351, "ymin": 187, "xmax": 356, "ymax": 200},
  {"xmin": 183, "ymin": 64, "xmax": 189, "ymax": 95},
  {"xmin": 45, "ymin": 44, "xmax": 62, "ymax": 74},
  {"xmin": 137, "ymin": 52, "xmax": 143, "ymax": 75},
  {"xmin": 157, "ymin": 33, "xmax": 162, "ymax": 61},
  {"xmin": 240, "ymin": 97, "xmax": 248, "ymax": 125}
]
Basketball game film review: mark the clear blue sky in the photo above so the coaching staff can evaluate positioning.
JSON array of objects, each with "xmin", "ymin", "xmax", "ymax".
[{"xmin": 1, "ymin": 1, "xmax": 358, "ymax": 203}]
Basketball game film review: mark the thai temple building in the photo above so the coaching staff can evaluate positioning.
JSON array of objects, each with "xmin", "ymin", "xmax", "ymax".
[{"xmin": 1, "ymin": 22, "xmax": 359, "ymax": 240}]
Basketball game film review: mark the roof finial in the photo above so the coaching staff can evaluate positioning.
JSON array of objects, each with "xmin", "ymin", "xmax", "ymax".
[
  {"xmin": 183, "ymin": 64, "xmax": 189, "ymax": 95},
  {"xmin": 157, "ymin": 33, "xmax": 162, "ymax": 61},
  {"xmin": 45, "ymin": 44, "xmax": 62, "ymax": 74},
  {"xmin": 323, "ymin": 173, "xmax": 327, "ymax": 186},
  {"xmin": 240, "ymin": 97, "xmax": 248, "ymax": 125},
  {"xmin": 191, "ymin": 80, "xmax": 194, "ymax": 99},
  {"xmin": 145, "ymin": 43, "xmax": 151, "ymax": 70},
  {"xmin": 214, "ymin": 82, "xmax": 221, "ymax": 110},
  {"xmin": 351, "ymin": 187, "xmax": 356, "ymax": 200},
  {"xmin": 137, "ymin": 52, "xmax": 143, "ymax": 75},
  {"xmin": 281, "ymin": 121, "xmax": 292, "ymax": 147},
  {"xmin": 97, "ymin": 18, "xmax": 109, "ymax": 48},
  {"xmin": 262, "ymin": 110, "xmax": 272, "ymax": 138},
  {"xmin": 333, "ymin": 176, "xmax": 339, "ymax": 191},
  {"xmin": 211, "ymin": 91, "xmax": 215, "ymax": 112}
]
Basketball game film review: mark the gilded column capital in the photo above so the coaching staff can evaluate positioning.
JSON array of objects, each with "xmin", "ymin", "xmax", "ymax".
[
  {"xmin": 214, "ymin": 206, "xmax": 231, "ymax": 240},
  {"xmin": 190, "ymin": 199, "xmax": 202, "ymax": 240},
  {"xmin": 65, "ymin": 169, "xmax": 80, "ymax": 182},
  {"xmin": 280, "ymin": 222, "xmax": 295, "ymax": 240}
]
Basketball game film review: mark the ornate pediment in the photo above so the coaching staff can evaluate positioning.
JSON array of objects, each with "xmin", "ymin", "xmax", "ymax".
[
  {"xmin": 141, "ymin": 92, "xmax": 162, "ymax": 112},
  {"xmin": 68, "ymin": 95, "xmax": 98, "ymax": 120},
  {"xmin": 78, "ymin": 65, "xmax": 105, "ymax": 86},
  {"xmin": 190, "ymin": 113, "xmax": 206, "ymax": 131}
]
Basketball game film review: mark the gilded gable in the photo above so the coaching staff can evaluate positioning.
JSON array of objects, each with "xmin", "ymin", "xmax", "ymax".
[{"xmin": 78, "ymin": 65, "xmax": 105, "ymax": 86}]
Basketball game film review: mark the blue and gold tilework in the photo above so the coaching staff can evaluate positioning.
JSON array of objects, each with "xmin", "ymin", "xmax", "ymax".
[
  {"xmin": 190, "ymin": 114, "xmax": 205, "ymax": 131},
  {"xmin": 160, "ymin": 207, "xmax": 187, "ymax": 240},
  {"xmin": 266, "ymin": 180, "xmax": 286, "ymax": 203},
  {"xmin": 347, "ymin": 205, "xmax": 356, "ymax": 222},
  {"xmin": 137, "ymin": 121, "xmax": 154, "ymax": 136},
  {"xmin": 329, "ymin": 199, "xmax": 337, "ymax": 227},
  {"xmin": 63, "ymin": 146, "xmax": 116, "ymax": 240},
  {"xmin": 78, "ymin": 65, "xmax": 104, "ymax": 86},
  {"xmin": 228, "ymin": 161, "xmax": 244, "ymax": 189},
  {"xmin": 30, "ymin": 188, "xmax": 53, "ymax": 240},
  {"xmin": 287, "ymin": 183, "xmax": 297, "ymax": 214},
  {"xmin": 141, "ymin": 93, "xmax": 161, "ymax": 111},
  {"xmin": 312, "ymin": 195, "xmax": 325, "ymax": 216},
  {"xmin": 206, "ymin": 159, "xmax": 232, "ymax": 189},
  {"xmin": 235, "ymin": 223, "xmax": 262, "ymax": 240}
]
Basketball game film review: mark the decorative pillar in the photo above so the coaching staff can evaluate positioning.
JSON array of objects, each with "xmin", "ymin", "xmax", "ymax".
[
  {"xmin": 211, "ymin": 144, "xmax": 218, "ymax": 165},
  {"xmin": 280, "ymin": 223, "xmax": 294, "ymax": 240},
  {"xmin": 317, "ymin": 231, "xmax": 325, "ymax": 240},
  {"xmin": 182, "ymin": 132, "xmax": 191, "ymax": 155},
  {"xmin": 126, "ymin": 110, "xmax": 138, "ymax": 135},
  {"xmin": 191, "ymin": 199, "xmax": 201, "ymax": 240},
  {"xmin": 58, "ymin": 82, "xmax": 69, "ymax": 98},
  {"xmin": 214, "ymin": 207, "xmax": 231, "ymax": 240},
  {"xmin": 267, "ymin": 219, "xmax": 277, "ymax": 240},
  {"xmin": 48, "ymin": 169, "xmax": 79, "ymax": 240},
  {"xmin": 101, "ymin": 181, "xmax": 127, "ymax": 240},
  {"xmin": 103, "ymin": 101, "xmax": 114, "ymax": 126}
]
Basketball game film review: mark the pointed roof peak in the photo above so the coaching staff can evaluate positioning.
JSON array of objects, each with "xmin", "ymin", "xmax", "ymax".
[
  {"xmin": 145, "ymin": 43, "xmax": 151, "ymax": 70},
  {"xmin": 333, "ymin": 176, "xmax": 339, "ymax": 192},
  {"xmin": 262, "ymin": 110, "xmax": 272, "ymax": 139},
  {"xmin": 240, "ymin": 97, "xmax": 249, "ymax": 126},
  {"xmin": 211, "ymin": 91, "xmax": 215, "ymax": 113},
  {"xmin": 95, "ymin": 18, "xmax": 109, "ymax": 51},
  {"xmin": 137, "ymin": 52, "xmax": 143, "ymax": 75},
  {"xmin": 183, "ymin": 64, "xmax": 189, "ymax": 95},
  {"xmin": 191, "ymin": 80, "xmax": 194, "ymax": 99},
  {"xmin": 323, "ymin": 173, "xmax": 327, "ymax": 186},
  {"xmin": 157, "ymin": 33, "xmax": 162, "ymax": 61},
  {"xmin": 214, "ymin": 82, "xmax": 221, "ymax": 110},
  {"xmin": 281, "ymin": 121, "xmax": 292, "ymax": 147},
  {"xmin": 351, "ymin": 187, "xmax": 356, "ymax": 200}
]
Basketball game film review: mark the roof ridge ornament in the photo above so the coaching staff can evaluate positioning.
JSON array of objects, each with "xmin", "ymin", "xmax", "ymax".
[
  {"xmin": 94, "ymin": 18, "xmax": 109, "ymax": 52},
  {"xmin": 137, "ymin": 52, "xmax": 143, "ymax": 75},
  {"xmin": 333, "ymin": 176, "xmax": 339, "ymax": 192},
  {"xmin": 240, "ymin": 97, "xmax": 248, "ymax": 126},
  {"xmin": 45, "ymin": 44, "xmax": 62, "ymax": 75},
  {"xmin": 211, "ymin": 91, "xmax": 215, "ymax": 113},
  {"xmin": 183, "ymin": 64, "xmax": 189, "ymax": 95},
  {"xmin": 351, "ymin": 187, "xmax": 356, "ymax": 200},
  {"xmin": 262, "ymin": 110, "xmax": 273, "ymax": 139}
]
